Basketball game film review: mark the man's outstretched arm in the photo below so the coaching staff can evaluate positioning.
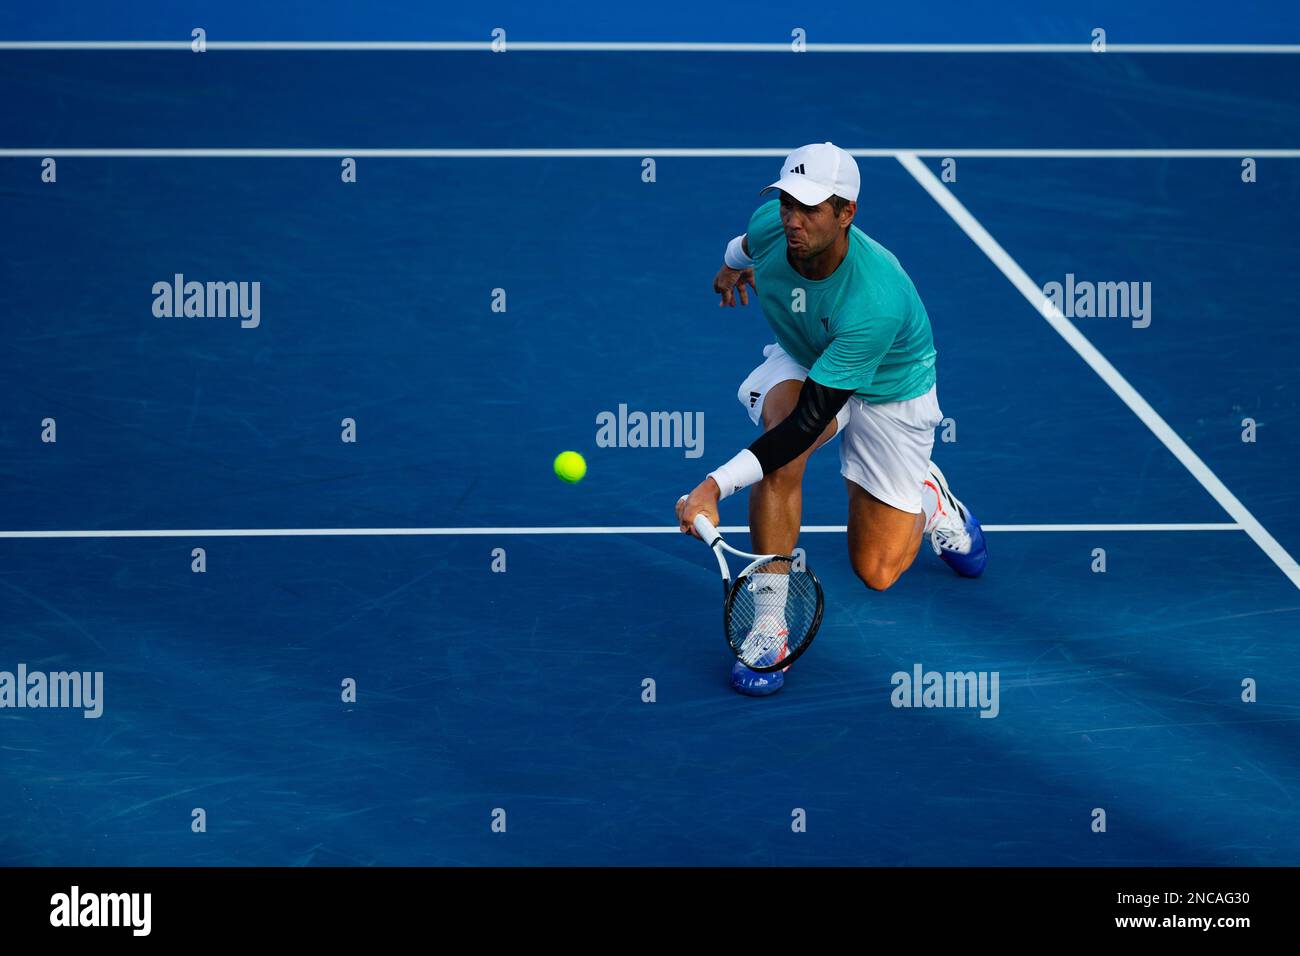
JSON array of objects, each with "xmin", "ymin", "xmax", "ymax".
[{"xmin": 675, "ymin": 377, "xmax": 853, "ymax": 535}]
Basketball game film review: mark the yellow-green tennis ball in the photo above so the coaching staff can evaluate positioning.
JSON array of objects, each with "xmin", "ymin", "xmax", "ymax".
[{"xmin": 554, "ymin": 450, "xmax": 587, "ymax": 483}]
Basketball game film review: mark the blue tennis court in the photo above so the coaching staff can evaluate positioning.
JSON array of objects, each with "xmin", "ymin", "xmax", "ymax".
[{"xmin": 2, "ymin": 13, "xmax": 1299, "ymax": 867}]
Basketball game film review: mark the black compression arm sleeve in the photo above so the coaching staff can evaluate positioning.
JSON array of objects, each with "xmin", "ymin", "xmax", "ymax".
[{"xmin": 748, "ymin": 377, "xmax": 854, "ymax": 475}]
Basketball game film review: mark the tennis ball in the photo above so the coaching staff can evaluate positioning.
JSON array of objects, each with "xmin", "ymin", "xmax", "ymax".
[{"xmin": 553, "ymin": 450, "xmax": 587, "ymax": 484}]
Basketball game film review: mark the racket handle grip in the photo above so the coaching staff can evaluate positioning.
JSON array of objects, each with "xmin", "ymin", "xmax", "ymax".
[
  {"xmin": 678, "ymin": 494, "xmax": 722, "ymax": 546},
  {"xmin": 692, "ymin": 513, "xmax": 721, "ymax": 546}
]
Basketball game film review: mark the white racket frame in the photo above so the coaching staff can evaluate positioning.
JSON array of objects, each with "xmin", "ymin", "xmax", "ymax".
[
  {"xmin": 691, "ymin": 512, "xmax": 774, "ymax": 598},
  {"xmin": 680, "ymin": 499, "xmax": 825, "ymax": 672}
]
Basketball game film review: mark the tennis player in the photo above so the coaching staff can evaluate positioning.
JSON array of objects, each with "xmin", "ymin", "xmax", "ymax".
[{"xmin": 675, "ymin": 142, "xmax": 987, "ymax": 696}]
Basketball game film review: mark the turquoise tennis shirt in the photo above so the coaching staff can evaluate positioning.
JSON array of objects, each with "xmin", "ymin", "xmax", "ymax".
[{"xmin": 746, "ymin": 199, "xmax": 937, "ymax": 404}]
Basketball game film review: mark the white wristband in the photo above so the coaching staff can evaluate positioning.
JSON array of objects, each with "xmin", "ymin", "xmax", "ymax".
[
  {"xmin": 706, "ymin": 448, "xmax": 764, "ymax": 500},
  {"xmin": 723, "ymin": 234, "xmax": 753, "ymax": 270}
]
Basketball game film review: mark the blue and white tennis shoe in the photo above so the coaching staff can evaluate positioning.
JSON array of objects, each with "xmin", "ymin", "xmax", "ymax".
[{"xmin": 924, "ymin": 462, "xmax": 987, "ymax": 578}]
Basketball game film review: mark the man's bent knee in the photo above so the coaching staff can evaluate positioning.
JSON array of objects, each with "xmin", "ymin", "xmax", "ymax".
[{"xmin": 852, "ymin": 555, "xmax": 904, "ymax": 592}]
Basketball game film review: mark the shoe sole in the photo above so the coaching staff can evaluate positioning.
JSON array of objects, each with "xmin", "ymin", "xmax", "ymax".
[
  {"xmin": 732, "ymin": 676, "xmax": 785, "ymax": 696},
  {"xmin": 939, "ymin": 518, "xmax": 988, "ymax": 578}
]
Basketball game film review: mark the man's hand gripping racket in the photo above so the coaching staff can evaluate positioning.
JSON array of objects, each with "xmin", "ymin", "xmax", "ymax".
[{"xmin": 678, "ymin": 495, "xmax": 825, "ymax": 673}]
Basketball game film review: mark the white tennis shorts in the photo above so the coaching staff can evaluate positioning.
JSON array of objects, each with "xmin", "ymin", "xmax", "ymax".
[{"xmin": 737, "ymin": 342, "xmax": 943, "ymax": 514}]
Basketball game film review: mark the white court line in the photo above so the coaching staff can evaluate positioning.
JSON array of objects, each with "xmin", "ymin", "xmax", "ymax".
[
  {"xmin": 3, "ymin": 149, "xmax": 1299, "ymax": 159},
  {"xmin": 0, "ymin": 523, "xmax": 1244, "ymax": 539},
  {"xmin": 897, "ymin": 151, "xmax": 1300, "ymax": 591},
  {"xmin": 0, "ymin": 148, "xmax": 1281, "ymax": 552},
  {"xmin": 2, "ymin": 41, "xmax": 1299, "ymax": 53}
]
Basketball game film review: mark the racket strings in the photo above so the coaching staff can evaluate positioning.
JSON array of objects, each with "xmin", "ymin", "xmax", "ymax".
[{"xmin": 726, "ymin": 557, "xmax": 822, "ymax": 669}]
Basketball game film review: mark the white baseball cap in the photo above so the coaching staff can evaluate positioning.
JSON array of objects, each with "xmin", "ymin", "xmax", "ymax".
[{"xmin": 760, "ymin": 142, "xmax": 860, "ymax": 205}]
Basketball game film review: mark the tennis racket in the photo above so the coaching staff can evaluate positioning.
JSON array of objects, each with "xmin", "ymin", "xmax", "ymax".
[{"xmin": 681, "ymin": 501, "xmax": 825, "ymax": 672}]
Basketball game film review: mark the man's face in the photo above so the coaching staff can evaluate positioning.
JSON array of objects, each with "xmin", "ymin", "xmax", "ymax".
[{"xmin": 779, "ymin": 191, "xmax": 853, "ymax": 258}]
